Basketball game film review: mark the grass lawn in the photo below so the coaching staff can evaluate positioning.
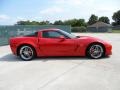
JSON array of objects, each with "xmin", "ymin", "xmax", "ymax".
[
  {"xmin": 72, "ymin": 30, "xmax": 120, "ymax": 33},
  {"xmin": 112, "ymin": 30, "xmax": 120, "ymax": 33}
]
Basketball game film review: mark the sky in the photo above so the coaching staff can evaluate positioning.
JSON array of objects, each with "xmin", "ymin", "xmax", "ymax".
[{"xmin": 0, "ymin": 0, "xmax": 120, "ymax": 25}]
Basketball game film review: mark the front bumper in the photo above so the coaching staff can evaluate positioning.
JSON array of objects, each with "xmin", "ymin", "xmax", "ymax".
[{"xmin": 105, "ymin": 44, "xmax": 112, "ymax": 56}]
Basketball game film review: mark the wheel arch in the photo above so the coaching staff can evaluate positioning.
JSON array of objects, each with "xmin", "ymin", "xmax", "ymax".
[
  {"xmin": 17, "ymin": 43, "xmax": 37, "ymax": 56},
  {"xmin": 85, "ymin": 42, "xmax": 106, "ymax": 57}
]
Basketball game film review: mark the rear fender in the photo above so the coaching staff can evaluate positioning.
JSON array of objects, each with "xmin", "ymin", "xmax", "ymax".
[{"xmin": 16, "ymin": 42, "xmax": 39, "ymax": 56}]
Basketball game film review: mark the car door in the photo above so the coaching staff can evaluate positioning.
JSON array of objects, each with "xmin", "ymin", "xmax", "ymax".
[{"xmin": 38, "ymin": 30, "xmax": 77, "ymax": 56}]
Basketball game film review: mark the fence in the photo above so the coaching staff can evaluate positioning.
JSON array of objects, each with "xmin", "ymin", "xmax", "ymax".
[
  {"xmin": 112, "ymin": 25, "xmax": 120, "ymax": 30},
  {"xmin": 0, "ymin": 25, "xmax": 71, "ymax": 46}
]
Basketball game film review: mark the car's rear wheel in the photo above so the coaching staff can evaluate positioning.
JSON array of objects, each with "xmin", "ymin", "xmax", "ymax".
[
  {"xmin": 19, "ymin": 45, "xmax": 35, "ymax": 61},
  {"xmin": 87, "ymin": 44, "xmax": 104, "ymax": 59}
]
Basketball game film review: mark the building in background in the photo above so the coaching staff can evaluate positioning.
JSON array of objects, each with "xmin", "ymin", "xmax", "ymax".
[{"xmin": 87, "ymin": 21, "xmax": 112, "ymax": 32}]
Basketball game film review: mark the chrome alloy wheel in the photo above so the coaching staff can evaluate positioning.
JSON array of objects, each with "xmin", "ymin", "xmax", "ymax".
[
  {"xmin": 19, "ymin": 46, "xmax": 34, "ymax": 60},
  {"xmin": 89, "ymin": 45, "xmax": 104, "ymax": 59}
]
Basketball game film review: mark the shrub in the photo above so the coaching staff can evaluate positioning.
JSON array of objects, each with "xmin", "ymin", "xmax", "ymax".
[{"xmin": 71, "ymin": 26, "xmax": 87, "ymax": 32}]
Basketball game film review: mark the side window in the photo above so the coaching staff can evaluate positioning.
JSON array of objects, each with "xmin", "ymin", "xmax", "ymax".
[
  {"xmin": 24, "ymin": 32, "xmax": 38, "ymax": 37},
  {"xmin": 42, "ymin": 31, "xmax": 64, "ymax": 38}
]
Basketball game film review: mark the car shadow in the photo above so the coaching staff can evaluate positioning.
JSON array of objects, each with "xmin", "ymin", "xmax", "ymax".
[
  {"xmin": 0, "ymin": 54, "xmax": 110, "ymax": 62},
  {"xmin": 0, "ymin": 54, "xmax": 20, "ymax": 62}
]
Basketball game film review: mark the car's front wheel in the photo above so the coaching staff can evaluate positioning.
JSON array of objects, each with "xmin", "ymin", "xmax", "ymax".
[
  {"xmin": 87, "ymin": 44, "xmax": 105, "ymax": 59},
  {"xmin": 19, "ymin": 45, "xmax": 35, "ymax": 61}
]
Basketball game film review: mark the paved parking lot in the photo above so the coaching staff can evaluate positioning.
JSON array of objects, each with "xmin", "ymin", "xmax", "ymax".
[{"xmin": 0, "ymin": 33, "xmax": 120, "ymax": 90}]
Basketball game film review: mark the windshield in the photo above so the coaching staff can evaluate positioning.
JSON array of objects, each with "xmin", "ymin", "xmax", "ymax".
[{"xmin": 59, "ymin": 30, "xmax": 77, "ymax": 39}]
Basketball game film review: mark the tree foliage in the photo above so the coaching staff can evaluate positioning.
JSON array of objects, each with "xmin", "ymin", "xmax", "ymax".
[
  {"xmin": 54, "ymin": 20, "xmax": 64, "ymax": 25},
  {"xmin": 99, "ymin": 16, "xmax": 110, "ymax": 24},
  {"xmin": 87, "ymin": 14, "xmax": 98, "ymax": 25},
  {"xmin": 64, "ymin": 19, "xmax": 86, "ymax": 27},
  {"xmin": 71, "ymin": 26, "xmax": 87, "ymax": 32},
  {"xmin": 16, "ymin": 10, "xmax": 120, "ymax": 27},
  {"xmin": 16, "ymin": 20, "xmax": 50, "ymax": 25},
  {"xmin": 112, "ymin": 10, "xmax": 120, "ymax": 26},
  {"xmin": 16, "ymin": 19, "xmax": 87, "ymax": 27}
]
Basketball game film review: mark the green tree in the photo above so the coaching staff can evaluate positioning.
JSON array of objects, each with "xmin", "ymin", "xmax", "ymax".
[
  {"xmin": 64, "ymin": 19, "xmax": 77, "ymax": 27},
  {"xmin": 16, "ymin": 20, "xmax": 31, "ymax": 25},
  {"xmin": 99, "ymin": 16, "xmax": 110, "ymax": 24},
  {"xmin": 39, "ymin": 21, "xmax": 50, "ymax": 25},
  {"xmin": 77, "ymin": 19, "xmax": 87, "ymax": 27},
  {"xmin": 16, "ymin": 20, "xmax": 50, "ymax": 25},
  {"xmin": 54, "ymin": 20, "xmax": 64, "ymax": 25},
  {"xmin": 88, "ymin": 14, "xmax": 98, "ymax": 25},
  {"xmin": 112, "ymin": 10, "xmax": 120, "ymax": 26},
  {"xmin": 64, "ymin": 19, "xmax": 86, "ymax": 27},
  {"xmin": 31, "ymin": 21, "xmax": 40, "ymax": 25}
]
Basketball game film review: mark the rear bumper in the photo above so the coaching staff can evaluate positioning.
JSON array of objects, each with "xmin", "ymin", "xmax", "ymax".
[{"xmin": 10, "ymin": 44, "xmax": 17, "ymax": 55}]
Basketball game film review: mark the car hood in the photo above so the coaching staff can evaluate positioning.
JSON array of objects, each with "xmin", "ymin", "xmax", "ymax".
[
  {"xmin": 77, "ymin": 36, "xmax": 110, "ymax": 44},
  {"xmin": 78, "ymin": 36, "xmax": 101, "ymax": 40}
]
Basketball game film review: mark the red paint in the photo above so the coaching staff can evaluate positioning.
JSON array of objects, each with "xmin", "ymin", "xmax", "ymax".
[{"xmin": 9, "ymin": 29, "xmax": 112, "ymax": 57}]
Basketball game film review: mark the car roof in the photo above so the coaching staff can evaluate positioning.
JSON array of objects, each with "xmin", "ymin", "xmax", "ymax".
[{"xmin": 38, "ymin": 28, "xmax": 60, "ymax": 32}]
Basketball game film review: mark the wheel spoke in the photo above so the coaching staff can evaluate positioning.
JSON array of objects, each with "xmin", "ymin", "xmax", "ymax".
[
  {"xmin": 20, "ymin": 46, "xmax": 33, "ymax": 60},
  {"xmin": 90, "ymin": 45, "xmax": 103, "ymax": 58}
]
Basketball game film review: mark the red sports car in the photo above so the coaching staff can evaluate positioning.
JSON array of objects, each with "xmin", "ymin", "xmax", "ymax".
[{"xmin": 9, "ymin": 29, "xmax": 112, "ymax": 61}]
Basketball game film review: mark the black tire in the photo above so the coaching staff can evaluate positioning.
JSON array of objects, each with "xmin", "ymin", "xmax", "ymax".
[
  {"xmin": 19, "ymin": 45, "xmax": 35, "ymax": 61},
  {"xmin": 87, "ymin": 44, "xmax": 105, "ymax": 59}
]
